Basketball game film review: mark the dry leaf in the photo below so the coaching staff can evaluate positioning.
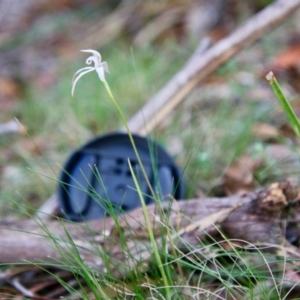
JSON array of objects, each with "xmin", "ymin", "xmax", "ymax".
[
  {"xmin": 224, "ymin": 155, "xmax": 264, "ymax": 194},
  {"xmin": 267, "ymin": 44, "xmax": 300, "ymax": 92},
  {"xmin": 252, "ymin": 122, "xmax": 280, "ymax": 140},
  {"xmin": 0, "ymin": 78, "xmax": 21, "ymax": 99},
  {"xmin": 272, "ymin": 45, "xmax": 300, "ymax": 70},
  {"xmin": 283, "ymin": 268, "xmax": 300, "ymax": 284}
]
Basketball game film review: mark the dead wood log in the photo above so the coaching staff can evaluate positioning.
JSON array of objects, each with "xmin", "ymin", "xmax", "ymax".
[
  {"xmin": 126, "ymin": 0, "xmax": 300, "ymax": 135},
  {"xmin": 0, "ymin": 181, "xmax": 298, "ymax": 279}
]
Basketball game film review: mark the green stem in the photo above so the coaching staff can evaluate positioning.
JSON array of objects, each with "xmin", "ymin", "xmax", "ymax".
[
  {"xmin": 266, "ymin": 71, "xmax": 300, "ymax": 137},
  {"xmin": 128, "ymin": 161, "xmax": 171, "ymax": 297},
  {"xmin": 103, "ymin": 81, "xmax": 157, "ymax": 199},
  {"xmin": 103, "ymin": 80, "xmax": 171, "ymax": 298}
]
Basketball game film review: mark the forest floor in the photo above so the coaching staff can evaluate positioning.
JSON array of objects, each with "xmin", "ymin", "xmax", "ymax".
[{"xmin": 1, "ymin": 0, "xmax": 300, "ymax": 298}]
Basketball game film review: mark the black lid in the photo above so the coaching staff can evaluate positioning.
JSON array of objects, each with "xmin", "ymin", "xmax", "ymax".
[{"xmin": 58, "ymin": 132, "xmax": 185, "ymax": 221}]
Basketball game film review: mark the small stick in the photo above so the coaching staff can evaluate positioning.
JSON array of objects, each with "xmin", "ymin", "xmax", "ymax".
[{"xmin": 126, "ymin": 0, "xmax": 300, "ymax": 135}]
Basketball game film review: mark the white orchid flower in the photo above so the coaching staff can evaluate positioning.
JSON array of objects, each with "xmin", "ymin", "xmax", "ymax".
[{"xmin": 72, "ymin": 49, "xmax": 110, "ymax": 96}]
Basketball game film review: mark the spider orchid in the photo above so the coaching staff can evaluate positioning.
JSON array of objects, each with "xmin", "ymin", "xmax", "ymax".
[{"xmin": 71, "ymin": 49, "xmax": 110, "ymax": 96}]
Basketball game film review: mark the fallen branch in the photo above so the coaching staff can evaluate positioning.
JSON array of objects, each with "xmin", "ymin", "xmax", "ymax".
[
  {"xmin": 126, "ymin": 0, "xmax": 300, "ymax": 135},
  {"xmin": 1, "ymin": 181, "xmax": 298, "ymax": 279}
]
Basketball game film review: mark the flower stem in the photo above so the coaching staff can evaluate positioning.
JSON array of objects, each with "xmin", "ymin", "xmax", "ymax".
[
  {"xmin": 102, "ymin": 80, "xmax": 171, "ymax": 297},
  {"xmin": 102, "ymin": 81, "xmax": 156, "ymax": 199}
]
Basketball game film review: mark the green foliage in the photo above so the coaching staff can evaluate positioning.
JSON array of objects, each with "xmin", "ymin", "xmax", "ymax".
[{"xmin": 267, "ymin": 72, "xmax": 300, "ymax": 137}]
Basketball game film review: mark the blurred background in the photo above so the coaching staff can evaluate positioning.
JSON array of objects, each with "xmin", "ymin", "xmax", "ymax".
[{"xmin": 1, "ymin": 0, "xmax": 300, "ymax": 218}]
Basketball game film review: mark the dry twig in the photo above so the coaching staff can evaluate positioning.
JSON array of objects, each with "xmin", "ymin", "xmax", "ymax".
[{"xmin": 126, "ymin": 0, "xmax": 300, "ymax": 134}]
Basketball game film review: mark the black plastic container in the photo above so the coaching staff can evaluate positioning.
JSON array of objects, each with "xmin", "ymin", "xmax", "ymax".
[{"xmin": 58, "ymin": 132, "xmax": 185, "ymax": 221}]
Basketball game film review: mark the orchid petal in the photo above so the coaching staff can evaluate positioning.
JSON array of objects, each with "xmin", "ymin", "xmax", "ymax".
[
  {"xmin": 95, "ymin": 66, "xmax": 106, "ymax": 82},
  {"xmin": 101, "ymin": 61, "xmax": 110, "ymax": 74},
  {"xmin": 72, "ymin": 67, "xmax": 94, "ymax": 83},
  {"xmin": 81, "ymin": 50, "xmax": 101, "ymax": 64},
  {"xmin": 71, "ymin": 68, "xmax": 95, "ymax": 96},
  {"xmin": 81, "ymin": 49, "xmax": 101, "ymax": 56}
]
